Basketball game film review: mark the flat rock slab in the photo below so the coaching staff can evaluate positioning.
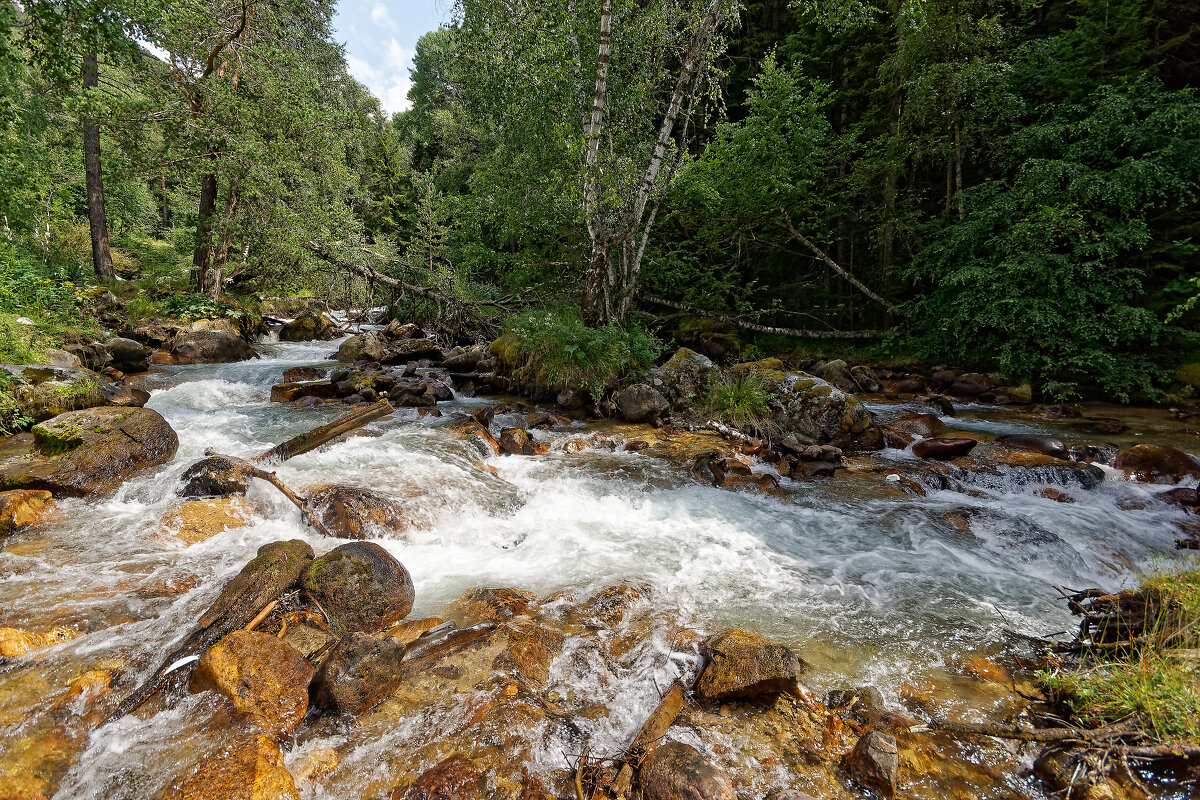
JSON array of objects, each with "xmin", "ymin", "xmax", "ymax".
[{"xmin": 0, "ymin": 407, "xmax": 178, "ymax": 497}]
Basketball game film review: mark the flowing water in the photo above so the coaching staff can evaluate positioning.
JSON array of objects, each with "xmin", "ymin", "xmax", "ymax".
[{"xmin": 1, "ymin": 339, "xmax": 1195, "ymax": 798}]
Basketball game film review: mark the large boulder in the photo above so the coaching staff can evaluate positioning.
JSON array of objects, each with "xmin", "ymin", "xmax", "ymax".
[
  {"xmin": 311, "ymin": 631, "xmax": 408, "ymax": 716},
  {"xmin": 301, "ymin": 542, "xmax": 414, "ymax": 634},
  {"xmin": 639, "ymin": 742, "xmax": 735, "ymax": 800},
  {"xmin": 166, "ymin": 329, "xmax": 255, "ymax": 364},
  {"xmin": 336, "ymin": 331, "xmax": 391, "ymax": 363},
  {"xmin": 616, "ymin": 384, "xmax": 670, "ymax": 424},
  {"xmin": 154, "ymin": 734, "xmax": 299, "ymax": 800},
  {"xmin": 695, "ymin": 628, "xmax": 806, "ymax": 701},
  {"xmin": 0, "ymin": 364, "xmax": 148, "ymax": 421},
  {"xmin": 384, "ymin": 339, "xmax": 445, "ymax": 364},
  {"xmin": 279, "ymin": 310, "xmax": 337, "ymax": 341},
  {"xmin": 654, "ymin": 348, "xmax": 715, "ymax": 408},
  {"xmin": 189, "ymin": 630, "xmax": 314, "ymax": 737},
  {"xmin": 441, "ymin": 343, "xmax": 490, "ymax": 371},
  {"xmin": 1114, "ymin": 444, "xmax": 1200, "ymax": 484},
  {"xmin": 844, "ymin": 730, "xmax": 899, "ymax": 798},
  {"xmin": 765, "ymin": 372, "xmax": 884, "ymax": 453},
  {"xmin": 307, "ymin": 485, "xmax": 410, "ymax": 539},
  {"xmin": 0, "ymin": 407, "xmax": 178, "ymax": 496},
  {"xmin": 105, "ymin": 337, "xmax": 151, "ymax": 372},
  {"xmin": 177, "ymin": 455, "xmax": 251, "ymax": 498}
]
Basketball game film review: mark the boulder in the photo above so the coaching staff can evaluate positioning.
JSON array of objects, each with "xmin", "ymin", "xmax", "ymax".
[
  {"xmin": 63, "ymin": 341, "xmax": 112, "ymax": 371},
  {"xmin": 0, "ymin": 407, "xmax": 178, "ymax": 497},
  {"xmin": 279, "ymin": 310, "xmax": 337, "ymax": 341},
  {"xmin": 382, "ymin": 320, "xmax": 424, "ymax": 340},
  {"xmin": 125, "ymin": 318, "xmax": 184, "ymax": 348},
  {"xmin": 891, "ymin": 414, "xmax": 945, "ymax": 438},
  {"xmin": 0, "ymin": 489, "xmax": 54, "ymax": 533},
  {"xmin": 1114, "ymin": 444, "xmax": 1200, "ymax": 484},
  {"xmin": 819, "ymin": 359, "xmax": 859, "ymax": 393},
  {"xmin": 850, "ymin": 365, "xmax": 881, "ymax": 393},
  {"xmin": 639, "ymin": 742, "xmax": 735, "ymax": 800},
  {"xmin": 945, "ymin": 372, "xmax": 992, "ymax": 397},
  {"xmin": 154, "ymin": 734, "xmax": 299, "ymax": 800},
  {"xmin": 392, "ymin": 754, "xmax": 486, "ymax": 800},
  {"xmin": 616, "ymin": 384, "xmax": 670, "ymax": 424},
  {"xmin": 307, "ymin": 485, "xmax": 409, "ymax": 539},
  {"xmin": 996, "ymin": 434, "xmax": 1067, "ymax": 459},
  {"xmin": 695, "ymin": 628, "xmax": 806, "ymax": 701},
  {"xmin": 311, "ymin": 631, "xmax": 408, "ymax": 716},
  {"xmin": 654, "ymin": 347, "xmax": 716, "ymax": 408},
  {"xmin": 498, "ymin": 428, "xmax": 537, "ymax": 455},
  {"xmin": 282, "ymin": 366, "xmax": 327, "ymax": 383},
  {"xmin": 44, "ymin": 348, "xmax": 83, "ymax": 369},
  {"xmin": 556, "ymin": 387, "xmax": 587, "ymax": 410},
  {"xmin": 895, "ymin": 377, "xmax": 926, "ymax": 394},
  {"xmin": 765, "ymin": 372, "xmax": 884, "ymax": 452},
  {"xmin": 384, "ymin": 339, "xmax": 445, "ymax": 364},
  {"xmin": 0, "ymin": 364, "xmax": 147, "ymax": 421},
  {"xmin": 166, "ymin": 329, "xmax": 255, "ymax": 364},
  {"xmin": 336, "ymin": 331, "xmax": 390, "ymax": 363},
  {"xmin": 844, "ymin": 729, "xmax": 899, "ymax": 798},
  {"xmin": 105, "ymin": 337, "xmax": 151, "ymax": 372},
  {"xmin": 189, "ymin": 630, "xmax": 314, "ymax": 737},
  {"xmin": 178, "ymin": 455, "xmax": 251, "ymax": 498},
  {"xmin": 301, "ymin": 542, "xmax": 414, "ymax": 634},
  {"xmin": 912, "ymin": 437, "xmax": 977, "ymax": 461},
  {"xmin": 441, "ymin": 343, "xmax": 489, "ymax": 371}
]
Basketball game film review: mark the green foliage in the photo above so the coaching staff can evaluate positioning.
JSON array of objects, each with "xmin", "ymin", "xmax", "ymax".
[
  {"xmin": 704, "ymin": 370, "xmax": 772, "ymax": 425},
  {"xmin": 160, "ymin": 293, "xmax": 248, "ymax": 323},
  {"xmin": 1039, "ymin": 566, "xmax": 1200, "ymax": 744},
  {"xmin": 497, "ymin": 309, "xmax": 661, "ymax": 401}
]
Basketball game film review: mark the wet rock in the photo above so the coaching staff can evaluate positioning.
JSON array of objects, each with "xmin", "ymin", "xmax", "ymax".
[
  {"xmin": 765, "ymin": 792, "xmax": 819, "ymax": 800},
  {"xmin": 189, "ymin": 630, "xmax": 314, "ymax": 737},
  {"xmin": 883, "ymin": 427, "xmax": 914, "ymax": 449},
  {"xmin": 557, "ymin": 387, "xmax": 587, "ymax": 410},
  {"xmin": 891, "ymin": 414, "xmax": 945, "ymax": 437},
  {"xmin": 493, "ymin": 622, "xmax": 565, "ymax": 686},
  {"xmin": 282, "ymin": 366, "xmax": 327, "ymax": 383},
  {"xmin": 289, "ymin": 748, "xmax": 339, "ymax": 785},
  {"xmin": 695, "ymin": 628, "xmax": 806, "ymax": 701},
  {"xmin": 654, "ymin": 347, "xmax": 716, "ymax": 408},
  {"xmin": 0, "ymin": 407, "xmax": 178, "ymax": 497},
  {"xmin": 562, "ymin": 438, "xmax": 589, "ymax": 454},
  {"xmin": 0, "ymin": 364, "xmax": 147, "ymax": 421},
  {"xmin": 392, "ymin": 754, "xmax": 486, "ymax": 800},
  {"xmin": 639, "ymin": 741, "xmax": 735, "ymax": 800},
  {"xmin": 895, "ymin": 377, "xmax": 925, "ymax": 393},
  {"xmin": 271, "ymin": 383, "xmax": 304, "ymax": 403},
  {"xmin": 386, "ymin": 339, "xmax": 445, "ymax": 364},
  {"xmin": 571, "ymin": 583, "xmax": 647, "ymax": 628},
  {"xmin": 454, "ymin": 588, "xmax": 537, "ymax": 623},
  {"xmin": 0, "ymin": 489, "xmax": 54, "ymax": 533},
  {"xmin": 616, "ymin": 384, "xmax": 670, "ymax": 424},
  {"xmin": 997, "ymin": 434, "xmax": 1067, "ymax": 459},
  {"xmin": 178, "ymin": 455, "xmax": 251, "ymax": 498},
  {"xmin": 1113, "ymin": 443, "xmax": 1200, "ymax": 484},
  {"xmin": 198, "ymin": 540, "xmax": 314, "ymax": 630},
  {"xmin": 311, "ymin": 632, "xmax": 408, "ymax": 716},
  {"xmin": 445, "ymin": 416, "xmax": 500, "ymax": 457},
  {"xmin": 912, "ymin": 437, "xmax": 977, "ymax": 461},
  {"xmin": 279, "ymin": 310, "xmax": 337, "ymax": 341},
  {"xmin": 105, "ymin": 337, "xmax": 151, "ymax": 372},
  {"xmin": 301, "ymin": 542, "xmax": 415, "ymax": 634},
  {"xmin": 166, "ymin": 329, "xmax": 256, "ymax": 364},
  {"xmin": 337, "ymin": 331, "xmax": 391, "ymax": 363},
  {"xmin": 0, "ymin": 625, "xmax": 77, "ymax": 658},
  {"xmin": 844, "ymin": 729, "xmax": 899, "ymax": 798},
  {"xmin": 498, "ymin": 428, "xmax": 537, "ymax": 455},
  {"xmin": 154, "ymin": 734, "xmax": 299, "ymax": 800},
  {"xmin": 159, "ymin": 497, "xmax": 251, "ymax": 545},
  {"xmin": 382, "ymin": 320, "xmax": 424, "ymax": 340},
  {"xmin": 64, "ymin": 340, "xmax": 112, "ymax": 371},
  {"xmin": 442, "ymin": 343, "xmax": 489, "ymax": 371},
  {"xmin": 962, "ymin": 654, "xmax": 1010, "ymax": 684},
  {"xmin": 307, "ymin": 485, "xmax": 410, "ymax": 539}
]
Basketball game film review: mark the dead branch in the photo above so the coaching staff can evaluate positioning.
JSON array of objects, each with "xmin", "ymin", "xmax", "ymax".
[
  {"xmin": 203, "ymin": 450, "xmax": 334, "ymax": 537},
  {"xmin": 920, "ymin": 717, "xmax": 1133, "ymax": 743},
  {"xmin": 639, "ymin": 293, "xmax": 890, "ymax": 339}
]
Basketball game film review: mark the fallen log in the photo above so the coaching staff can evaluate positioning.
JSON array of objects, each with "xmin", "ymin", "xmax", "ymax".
[
  {"xmin": 106, "ymin": 539, "xmax": 314, "ymax": 723},
  {"xmin": 255, "ymin": 399, "xmax": 392, "ymax": 463},
  {"xmin": 627, "ymin": 682, "xmax": 685, "ymax": 759},
  {"xmin": 917, "ymin": 717, "xmax": 1133, "ymax": 743}
]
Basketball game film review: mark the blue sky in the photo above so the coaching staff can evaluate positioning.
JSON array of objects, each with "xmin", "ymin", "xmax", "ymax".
[{"xmin": 333, "ymin": 0, "xmax": 455, "ymax": 116}]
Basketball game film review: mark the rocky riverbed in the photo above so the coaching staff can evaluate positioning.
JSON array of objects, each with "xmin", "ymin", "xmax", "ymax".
[{"xmin": 0, "ymin": 330, "xmax": 1196, "ymax": 800}]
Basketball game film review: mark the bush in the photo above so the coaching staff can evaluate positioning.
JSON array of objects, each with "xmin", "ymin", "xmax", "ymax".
[
  {"xmin": 494, "ymin": 309, "xmax": 661, "ymax": 402},
  {"xmin": 704, "ymin": 369, "xmax": 773, "ymax": 426}
]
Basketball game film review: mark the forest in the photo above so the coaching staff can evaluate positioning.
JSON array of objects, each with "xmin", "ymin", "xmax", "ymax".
[{"xmin": 1, "ymin": 0, "xmax": 1198, "ymax": 401}]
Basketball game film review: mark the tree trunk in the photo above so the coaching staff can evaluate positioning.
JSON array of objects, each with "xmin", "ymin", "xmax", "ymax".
[
  {"xmin": 82, "ymin": 52, "xmax": 114, "ymax": 281},
  {"xmin": 953, "ymin": 117, "xmax": 966, "ymax": 221},
  {"xmin": 580, "ymin": 0, "xmax": 614, "ymax": 327},
  {"xmin": 191, "ymin": 173, "xmax": 219, "ymax": 292},
  {"xmin": 207, "ymin": 185, "xmax": 239, "ymax": 301}
]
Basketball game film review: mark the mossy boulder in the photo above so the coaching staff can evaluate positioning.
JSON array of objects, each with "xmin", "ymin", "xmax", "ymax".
[
  {"xmin": 336, "ymin": 331, "xmax": 391, "ymax": 363},
  {"xmin": 0, "ymin": 364, "xmax": 148, "ymax": 422},
  {"xmin": 279, "ymin": 310, "xmax": 338, "ymax": 341},
  {"xmin": 654, "ymin": 347, "xmax": 717, "ymax": 408},
  {"xmin": 164, "ymin": 329, "xmax": 256, "ymax": 364},
  {"xmin": 301, "ymin": 542, "xmax": 414, "ymax": 635},
  {"xmin": 0, "ymin": 407, "xmax": 178, "ymax": 496},
  {"xmin": 310, "ymin": 631, "xmax": 408, "ymax": 716},
  {"xmin": 762, "ymin": 371, "xmax": 884, "ymax": 453}
]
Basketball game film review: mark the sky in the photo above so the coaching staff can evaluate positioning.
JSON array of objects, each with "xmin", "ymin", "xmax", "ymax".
[{"xmin": 333, "ymin": 0, "xmax": 454, "ymax": 116}]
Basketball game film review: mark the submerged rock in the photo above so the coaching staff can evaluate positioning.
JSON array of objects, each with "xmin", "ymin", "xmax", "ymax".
[
  {"xmin": 311, "ymin": 631, "xmax": 408, "ymax": 716},
  {"xmin": 301, "ymin": 542, "xmax": 414, "ymax": 634},
  {"xmin": 189, "ymin": 630, "xmax": 314, "ymax": 737},
  {"xmin": 639, "ymin": 741, "xmax": 735, "ymax": 800},
  {"xmin": 844, "ymin": 729, "xmax": 899, "ymax": 798},
  {"xmin": 159, "ymin": 497, "xmax": 252, "ymax": 545},
  {"xmin": 695, "ymin": 628, "xmax": 806, "ymax": 701},
  {"xmin": 0, "ymin": 625, "xmax": 77, "ymax": 658},
  {"xmin": 392, "ymin": 754, "xmax": 486, "ymax": 800},
  {"xmin": 0, "ymin": 407, "xmax": 178, "ymax": 497},
  {"xmin": 154, "ymin": 734, "xmax": 299, "ymax": 800},
  {"xmin": 307, "ymin": 485, "xmax": 410, "ymax": 539},
  {"xmin": 0, "ymin": 489, "xmax": 54, "ymax": 533},
  {"xmin": 1113, "ymin": 443, "xmax": 1200, "ymax": 484}
]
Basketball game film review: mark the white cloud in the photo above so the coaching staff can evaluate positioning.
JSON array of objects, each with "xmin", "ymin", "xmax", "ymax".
[
  {"xmin": 386, "ymin": 38, "xmax": 413, "ymax": 70},
  {"xmin": 370, "ymin": 2, "xmax": 396, "ymax": 28},
  {"xmin": 346, "ymin": 48, "xmax": 413, "ymax": 115}
]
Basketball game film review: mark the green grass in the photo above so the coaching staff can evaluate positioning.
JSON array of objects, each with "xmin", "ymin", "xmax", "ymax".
[
  {"xmin": 1039, "ymin": 564, "xmax": 1200, "ymax": 744},
  {"xmin": 704, "ymin": 369, "xmax": 773, "ymax": 426}
]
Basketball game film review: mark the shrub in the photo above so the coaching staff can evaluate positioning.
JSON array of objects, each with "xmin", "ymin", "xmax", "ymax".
[
  {"xmin": 704, "ymin": 369, "xmax": 773, "ymax": 426},
  {"xmin": 495, "ymin": 309, "xmax": 661, "ymax": 402}
]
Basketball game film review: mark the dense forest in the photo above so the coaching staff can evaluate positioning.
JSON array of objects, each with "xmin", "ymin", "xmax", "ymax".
[{"xmin": 1, "ymin": 0, "xmax": 1198, "ymax": 399}]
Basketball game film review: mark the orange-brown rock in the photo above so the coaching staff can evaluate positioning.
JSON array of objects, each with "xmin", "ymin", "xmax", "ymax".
[
  {"xmin": 962, "ymin": 654, "xmax": 1011, "ymax": 684},
  {"xmin": 392, "ymin": 753, "xmax": 486, "ymax": 800},
  {"xmin": 446, "ymin": 417, "xmax": 500, "ymax": 457},
  {"xmin": 844, "ymin": 729, "xmax": 899, "ymax": 798},
  {"xmin": 498, "ymin": 428, "xmax": 536, "ymax": 455},
  {"xmin": 386, "ymin": 616, "xmax": 445, "ymax": 646},
  {"xmin": 891, "ymin": 414, "xmax": 945, "ymax": 437},
  {"xmin": 154, "ymin": 734, "xmax": 299, "ymax": 800},
  {"xmin": 570, "ymin": 583, "xmax": 647, "ymax": 628},
  {"xmin": 1039, "ymin": 487, "xmax": 1074, "ymax": 503},
  {"xmin": 1114, "ymin": 443, "xmax": 1200, "ymax": 484},
  {"xmin": 911, "ymin": 437, "xmax": 977, "ymax": 461},
  {"xmin": 54, "ymin": 669, "xmax": 112, "ymax": 715},
  {"xmin": 158, "ymin": 498, "xmax": 251, "ymax": 545},
  {"xmin": 189, "ymin": 630, "xmax": 314, "ymax": 737},
  {"xmin": 311, "ymin": 632, "xmax": 408, "ymax": 716},
  {"xmin": 307, "ymin": 485, "xmax": 409, "ymax": 539},
  {"xmin": 695, "ymin": 628, "xmax": 805, "ymax": 702},
  {"xmin": 562, "ymin": 438, "xmax": 589, "ymax": 454},
  {"xmin": 639, "ymin": 741, "xmax": 735, "ymax": 800},
  {"xmin": 0, "ymin": 625, "xmax": 77, "ymax": 658},
  {"xmin": 0, "ymin": 489, "xmax": 54, "ymax": 532},
  {"xmin": 493, "ymin": 623, "xmax": 565, "ymax": 687},
  {"xmin": 454, "ymin": 587, "xmax": 537, "ymax": 623},
  {"xmin": 289, "ymin": 748, "xmax": 339, "ymax": 785}
]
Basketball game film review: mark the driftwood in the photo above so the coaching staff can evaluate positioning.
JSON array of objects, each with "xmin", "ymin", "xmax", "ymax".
[
  {"xmin": 203, "ymin": 450, "xmax": 336, "ymax": 537},
  {"xmin": 254, "ymin": 399, "xmax": 392, "ymax": 463},
  {"xmin": 628, "ymin": 682, "xmax": 685, "ymax": 758},
  {"xmin": 106, "ymin": 540, "xmax": 314, "ymax": 723}
]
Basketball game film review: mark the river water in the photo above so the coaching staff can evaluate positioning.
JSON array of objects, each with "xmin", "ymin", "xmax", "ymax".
[{"xmin": 1, "ymin": 338, "xmax": 1194, "ymax": 798}]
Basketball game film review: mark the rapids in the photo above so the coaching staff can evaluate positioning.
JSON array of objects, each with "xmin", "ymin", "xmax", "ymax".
[{"xmin": 1, "ymin": 338, "xmax": 1195, "ymax": 798}]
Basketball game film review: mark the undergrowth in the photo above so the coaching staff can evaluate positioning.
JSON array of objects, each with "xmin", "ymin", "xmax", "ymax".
[{"xmin": 704, "ymin": 369, "xmax": 773, "ymax": 427}]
